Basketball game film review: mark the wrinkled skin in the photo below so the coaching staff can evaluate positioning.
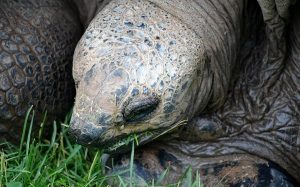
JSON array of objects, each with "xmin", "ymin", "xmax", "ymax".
[
  {"xmin": 71, "ymin": 0, "xmax": 300, "ymax": 186},
  {"xmin": 70, "ymin": 0, "xmax": 237, "ymax": 152},
  {"xmin": 0, "ymin": 0, "xmax": 81, "ymax": 142}
]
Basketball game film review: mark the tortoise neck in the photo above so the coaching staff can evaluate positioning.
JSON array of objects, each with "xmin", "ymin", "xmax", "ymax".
[{"xmin": 149, "ymin": 0, "xmax": 245, "ymax": 110}]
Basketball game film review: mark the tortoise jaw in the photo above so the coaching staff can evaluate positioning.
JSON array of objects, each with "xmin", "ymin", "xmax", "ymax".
[
  {"xmin": 68, "ymin": 113, "xmax": 155, "ymax": 152},
  {"xmin": 69, "ymin": 120, "xmax": 176, "ymax": 154},
  {"xmin": 69, "ymin": 125, "xmax": 160, "ymax": 154},
  {"xmin": 100, "ymin": 132, "xmax": 154, "ymax": 154},
  {"xmin": 69, "ymin": 112, "xmax": 187, "ymax": 153},
  {"xmin": 103, "ymin": 120, "xmax": 188, "ymax": 153},
  {"xmin": 101, "ymin": 120, "xmax": 187, "ymax": 154}
]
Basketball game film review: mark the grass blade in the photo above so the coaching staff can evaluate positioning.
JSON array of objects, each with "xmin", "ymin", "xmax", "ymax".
[
  {"xmin": 129, "ymin": 141, "xmax": 135, "ymax": 187},
  {"xmin": 87, "ymin": 151, "xmax": 100, "ymax": 181},
  {"xmin": 19, "ymin": 106, "xmax": 33, "ymax": 159},
  {"xmin": 25, "ymin": 110, "xmax": 35, "ymax": 157}
]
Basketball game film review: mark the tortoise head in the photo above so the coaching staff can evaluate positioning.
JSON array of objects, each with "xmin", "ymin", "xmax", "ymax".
[{"xmin": 68, "ymin": 0, "xmax": 235, "ymax": 153}]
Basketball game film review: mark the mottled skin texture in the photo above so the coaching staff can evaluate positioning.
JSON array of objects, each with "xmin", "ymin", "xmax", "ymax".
[
  {"xmin": 0, "ymin": 0, "xmax": 81, "ymax": 142},
  {"xmin": 70, "ymin": 0, "xmax": 300, "ymax": 186},
  {"xmin": 70, "ymin": 0, "xmax": 240, "ymax": 151}
]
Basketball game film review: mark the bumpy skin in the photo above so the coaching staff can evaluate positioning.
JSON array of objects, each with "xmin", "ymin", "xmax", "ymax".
[
  {"xmin": 69, "ymin": 0, "xmax": 300, "ymax": 186},
  {"xmin": 0, "ymin": 0, "xmax": 81, "ymax": 142},
  {"xmin": 109, "ymin": 145, "xmax": 298, "ymax": 186},
  {"xmin": 70, "ymin": 0, "xmax": 240, "ymax": 150}
]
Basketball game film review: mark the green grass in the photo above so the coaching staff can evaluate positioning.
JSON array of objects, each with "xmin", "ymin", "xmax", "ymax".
[{"xmin": 0, "ymin": 108, "xmax": 203, "ymax": 187}]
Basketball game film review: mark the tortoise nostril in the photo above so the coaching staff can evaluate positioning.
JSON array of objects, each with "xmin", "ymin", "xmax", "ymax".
[
  {"xmin": 68, "ymin": 128, "xmax": 81, "ymax": 142},
  {"xmin": 68, "ymin": 115, "xmax": 104, "ymax": 146},
  {"xmin": 123, "ymin": 95, "xmax": 160, "ymax": 123}
]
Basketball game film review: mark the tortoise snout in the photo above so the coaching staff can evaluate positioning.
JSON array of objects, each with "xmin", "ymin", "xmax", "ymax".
[
  {"xmin": 122, "ymin": 95, "xmax": 160, "ymax": 123},
  {"xmin": 68, "ymin": 115, "xmax": 104, "ymax": 146}
]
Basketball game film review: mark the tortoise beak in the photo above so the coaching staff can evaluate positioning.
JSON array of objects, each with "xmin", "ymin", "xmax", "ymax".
[{"xmin": 68, "ymin": 115, "xmax": 105, "ymax": 146}]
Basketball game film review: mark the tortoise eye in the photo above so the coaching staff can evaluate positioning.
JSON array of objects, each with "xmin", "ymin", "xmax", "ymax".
[{"xmin": 123, "ymin": 95, "xmax": 160, "ymax": 123}]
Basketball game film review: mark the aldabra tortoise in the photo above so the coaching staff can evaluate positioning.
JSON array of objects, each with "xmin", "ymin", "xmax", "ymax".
[
  {"xmin": 0, "ymin": 0, "xmax": 81, "ymax": 142},
  {"xmin": 1, "ymin": 0, "xmax": 300, "ymax": 186},
  {"xmin": 68, "ymin": 0, "xmax": 300, "ymax": 186}
]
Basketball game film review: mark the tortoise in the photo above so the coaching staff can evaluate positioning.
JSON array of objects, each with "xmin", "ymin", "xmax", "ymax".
[
  {"xmin": 0, "ymin": 0, "xmax": 81, "ymax": 142},
  {"xmin": 68, "ymin": 0, "xmax": 300, "ymax": 186},
  {"xmin": 1, "ymin": 0, "xmax": 300, "ymax": 186}
]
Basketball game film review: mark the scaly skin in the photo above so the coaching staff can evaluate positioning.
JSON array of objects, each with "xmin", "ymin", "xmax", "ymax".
[
  {"xmin": 69, "ymin": 0, "xmax": 300, "ymax": 185},
  {"xmin": 0, "ymin": 0, "xmax": 81, "ymax": 142},
  {"xmin": 70, "ymin": 0, "xmax": 241, "ymax": 150}
]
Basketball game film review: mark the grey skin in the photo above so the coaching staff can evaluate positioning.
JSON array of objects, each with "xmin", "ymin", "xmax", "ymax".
[
  {"xmin": 68, "ymin": 0, "xmax": 300, "ymax": 186},
  {"xmin": 0, "ymin": 0, "xmax": 81, "ymax": 142}
]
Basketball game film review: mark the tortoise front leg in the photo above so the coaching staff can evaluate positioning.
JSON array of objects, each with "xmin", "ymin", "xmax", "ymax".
[{"xmin": 106, "ymin": 136, "xmax": 297, "ymax": 186}]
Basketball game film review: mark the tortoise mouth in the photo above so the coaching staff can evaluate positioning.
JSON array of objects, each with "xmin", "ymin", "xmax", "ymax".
[
  {"xmin": 100, "ymin": 131, "xmax": 157, "ymax": 154},
  {"xmin": 101, "ymin": 120, "xmax": 187, "ymax": 154},
  {"xmin": 99, "ymin": 128, "xmax": 175, "ymax": 154},
  {"xmin": 69, "ymin": 113, "xmax": 187, "ymax": 153}
]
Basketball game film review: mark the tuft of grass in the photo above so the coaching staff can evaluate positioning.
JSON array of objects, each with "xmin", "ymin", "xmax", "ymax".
[
  {"xmin": 0, "ymin": 109, "xmax": 108, "ymax": 187},
  {"xmin": 0, "ymin": 109, "xmax": 203, "ymax": 187}
]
